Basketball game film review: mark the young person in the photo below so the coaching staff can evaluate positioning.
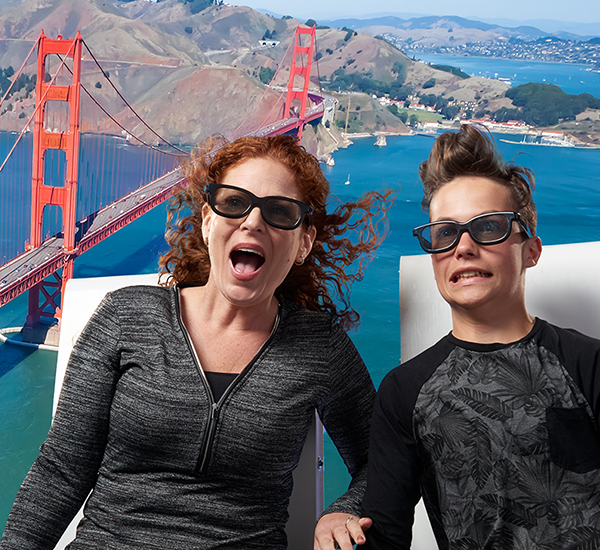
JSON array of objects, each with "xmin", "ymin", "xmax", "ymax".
[{"xmin": 361, "ymin": 124, "xmax": 600, "ymax": 549}]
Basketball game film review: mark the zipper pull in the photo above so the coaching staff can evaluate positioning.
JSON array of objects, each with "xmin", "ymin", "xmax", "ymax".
[{"xmin": 212, "ymin": 403, "xmax": 219, "ymax": 421}]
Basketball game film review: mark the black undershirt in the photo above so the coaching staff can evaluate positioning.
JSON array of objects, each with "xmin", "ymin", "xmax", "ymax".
[{"xmin": 204, "ymin": 371, "xmax": 237, "ymax": 402}]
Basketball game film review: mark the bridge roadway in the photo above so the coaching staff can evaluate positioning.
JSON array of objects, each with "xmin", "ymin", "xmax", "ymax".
[
  {"xmin": 0, "ymin": 94, "xmax": 335, "ymax": 308},
  {"xmin": 0, "ymin": 168, "xmax": 186, "ymax": 307}
]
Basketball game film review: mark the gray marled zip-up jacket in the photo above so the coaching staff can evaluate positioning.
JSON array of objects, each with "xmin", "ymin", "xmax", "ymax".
[{"xmin": 1, "ymin": 285, "xmax": 374, "ymax": 549}]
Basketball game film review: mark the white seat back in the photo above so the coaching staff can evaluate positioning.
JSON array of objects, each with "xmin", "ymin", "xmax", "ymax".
[{"xmin": 401, "ymin": 240, "xmax": 600, "ymax": 363}]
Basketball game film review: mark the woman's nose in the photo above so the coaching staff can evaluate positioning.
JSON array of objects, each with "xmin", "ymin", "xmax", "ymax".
[{"xmin": 240, "ymin": 205, "xmax": 266, "ymax": 230}]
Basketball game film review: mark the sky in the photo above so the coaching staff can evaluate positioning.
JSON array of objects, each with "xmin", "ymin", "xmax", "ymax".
[{"xmin": 237, "ymin": 0, "xmax": 600, "ymax": 31}]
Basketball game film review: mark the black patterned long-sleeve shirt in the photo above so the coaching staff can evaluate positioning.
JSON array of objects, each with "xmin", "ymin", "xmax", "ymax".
[
  {"xmin": 1, "ymin": 286, "xmax": 375, "ymax": 550},
  {"xmin": 362, "ymin": 318, "xmax": 600, "ymax": 549}
]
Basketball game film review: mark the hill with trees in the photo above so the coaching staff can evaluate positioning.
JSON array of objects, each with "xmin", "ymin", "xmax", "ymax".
[{"xmin": 494, "ymin": 83, "xmax": 600, "ymax": 126}]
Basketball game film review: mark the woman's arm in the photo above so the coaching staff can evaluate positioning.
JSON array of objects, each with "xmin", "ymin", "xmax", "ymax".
[
  {"xmin": 0, "ymin": 295, "xmax": 122, "ymax": 549},
  {"xmin": 314, "ymin": 323, "xmax": 376, "ymax": 550}
]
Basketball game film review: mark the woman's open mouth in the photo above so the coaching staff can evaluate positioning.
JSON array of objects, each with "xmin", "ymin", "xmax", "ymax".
[{"xmin": 230, "ymin": 248, "xmax": 265, "ymax": 275}]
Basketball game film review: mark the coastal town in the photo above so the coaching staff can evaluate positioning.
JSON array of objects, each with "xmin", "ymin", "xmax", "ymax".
[
  {"xmin": 351, "ymin": 94, "xmax": 582, "ymax": 147},
  {"xmin": 382, "ymin": 34, "xmax": 600, "ymax": 68}
]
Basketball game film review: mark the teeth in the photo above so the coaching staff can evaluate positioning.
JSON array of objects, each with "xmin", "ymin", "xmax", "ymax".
[
  {"xmin": 454, "ymin": 270, "xmax": 491, "ymax": 282},
  {"xmin": 236, "ymin": 248, "xmax": 264, "ymax": 258}
]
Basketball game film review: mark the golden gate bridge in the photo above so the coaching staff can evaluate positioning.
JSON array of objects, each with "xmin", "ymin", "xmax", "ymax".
[{"xmin": 0, "ymin": 24, "xmax": 333, "ymax": 346}]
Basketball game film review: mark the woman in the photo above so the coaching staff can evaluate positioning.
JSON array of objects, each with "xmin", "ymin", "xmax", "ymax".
[{"xmin": 0, "ymin": 135, "xmax": 389, "ymax": 550}]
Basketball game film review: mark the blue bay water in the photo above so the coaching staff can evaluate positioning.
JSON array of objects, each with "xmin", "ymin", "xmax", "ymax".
[
  {"xmin": 416, "ymin": 54, "xmax": 600, "ymax": 97},
  {"xmin": 2, "ymin": 132, "xmax": 600, "ymax": 526}
]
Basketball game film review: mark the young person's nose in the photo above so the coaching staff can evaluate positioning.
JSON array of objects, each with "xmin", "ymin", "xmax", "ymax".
[{"xmin": 454, "ymin": 229, "xmax": 479, "ymax": 257}]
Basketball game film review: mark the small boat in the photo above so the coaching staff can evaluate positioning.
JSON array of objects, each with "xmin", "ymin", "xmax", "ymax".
[
  {"xmin": 345, "ymin": 174, "xmax": 350, "ymax": 185},
  {"xmin": 374, "ymin": 135, "xmax": 387, "ymax": 147}
]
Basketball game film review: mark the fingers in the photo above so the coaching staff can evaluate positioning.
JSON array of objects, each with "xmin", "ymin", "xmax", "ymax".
[
  {"xmin": 314, "ymin": 512, "xmax": 371, "ymax": 550},
  {"xmin": 345, "ymin": 516, "xmax": 367, "ymax": 546},
  {"xmin": 314, "ymin": 512, "xmax": 357, "ymax": 550},
  {"xmin": 358, "ymin": 516, "xmax": 373, "ymax": 531},
  {"xmin": 355, "ymin": 517, "xmax": 372, "ymax": 545}
]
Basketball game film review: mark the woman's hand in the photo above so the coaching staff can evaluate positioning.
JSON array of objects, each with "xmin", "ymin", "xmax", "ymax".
[{"xmin": 314, "ymin": 512, "xmax": 372, "ymax": 549}]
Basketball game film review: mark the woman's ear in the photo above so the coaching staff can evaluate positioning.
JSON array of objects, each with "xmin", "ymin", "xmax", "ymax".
[
  {"xmin": 299, "ymin": 225, "xmax": 317, "ymax": 263},
  {"xmin": 201, "ymin": 202, "xmax": 212, "ymax": 247}
]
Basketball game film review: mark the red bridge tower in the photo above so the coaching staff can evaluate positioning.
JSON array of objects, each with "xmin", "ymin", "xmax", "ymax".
[
  {"xmin": 24, "ymin": 31, "xmax": 82, "ymax": 344},
  {"xmin": 284, "ymin": 25, "xmax": 316, "ymax": 140}
]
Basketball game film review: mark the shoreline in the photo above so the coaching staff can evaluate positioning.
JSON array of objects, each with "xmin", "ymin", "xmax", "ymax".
[
  {"xmin": 414, "ymin": 53, "xmax": 597, "ymax": 69},
  {"xmin": 337, "ymin": 128, "xmax": 600, "ymax": 149},
  {"xmin": 343, "ymin": 131, "xmax": 412, "ymax": 140}
]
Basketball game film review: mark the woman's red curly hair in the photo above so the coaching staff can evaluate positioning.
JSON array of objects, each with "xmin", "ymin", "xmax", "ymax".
[{"xmin": 159, "ymin": 135, "xmax": 392, "ymax": 330}]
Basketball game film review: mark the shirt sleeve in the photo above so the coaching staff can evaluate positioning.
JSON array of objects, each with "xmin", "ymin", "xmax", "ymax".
[
  {"xmin": 546, "ymin": 322, "xmax": 600, "ymax": 427},
  {"xmin": 317, "ymin": 322, "xmax": 376, "ymax": 518},
  {"xmin": 0, "ymin": 294, "xmax": 123, "ymax": 550},
  {"xmin": 361, "ymin": 370, "xmax": 422, "ymax": 550}
]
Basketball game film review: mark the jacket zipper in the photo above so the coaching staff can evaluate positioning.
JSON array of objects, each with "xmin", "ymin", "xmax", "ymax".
[
  {"xmin": 197, "ymin": 403, "xmax": 220, "ymax": 473},
  {"xmin": 175, "ymin": 287, "xmax": 281, "ymax": 474}
]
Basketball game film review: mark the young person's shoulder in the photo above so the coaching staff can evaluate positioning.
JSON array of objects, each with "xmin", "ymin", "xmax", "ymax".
[
  {"xmin": 536, "ymin": 319, "xmax": 600, "ymax": 353},
  {"xmin": 534, "ymin": 320, "xmax": 600, "ymax": 365},
  {"xmin": 534, "ymin": 319, "xmax": 600, "ymax": 383},
  {"xmin": 377, "ymin": 335, "xmax": 456, "ymax": 408}
]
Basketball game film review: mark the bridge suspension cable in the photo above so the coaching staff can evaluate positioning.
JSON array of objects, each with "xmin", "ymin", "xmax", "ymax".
[
  {"xmin": 0, "ymin": 36, "xmax": 40, "ymax": 110},
  {"xmin": 313, "ymin": 33, "xmax": 322, "ymax": 91},
  {"xmin": 230, "ymin": 38, "xmax": 294, "ymax": 139},
  {"xmin": 81, "ymin": 39, "xmax": 188, "ymax": 155},
  {"xmin": 65, "ymin": 64, "xmax": 183, "ymax": 156}
]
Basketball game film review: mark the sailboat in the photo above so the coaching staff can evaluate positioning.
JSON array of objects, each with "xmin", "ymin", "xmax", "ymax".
[{"xmin": 345, "ymin": 174, "xmax": 350, "ymax": 185}]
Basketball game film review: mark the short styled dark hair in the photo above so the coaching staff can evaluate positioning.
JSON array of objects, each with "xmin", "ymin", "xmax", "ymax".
[{"xmin": 419, "ymin": 124, "xmax": 537, "ymax": 234}]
